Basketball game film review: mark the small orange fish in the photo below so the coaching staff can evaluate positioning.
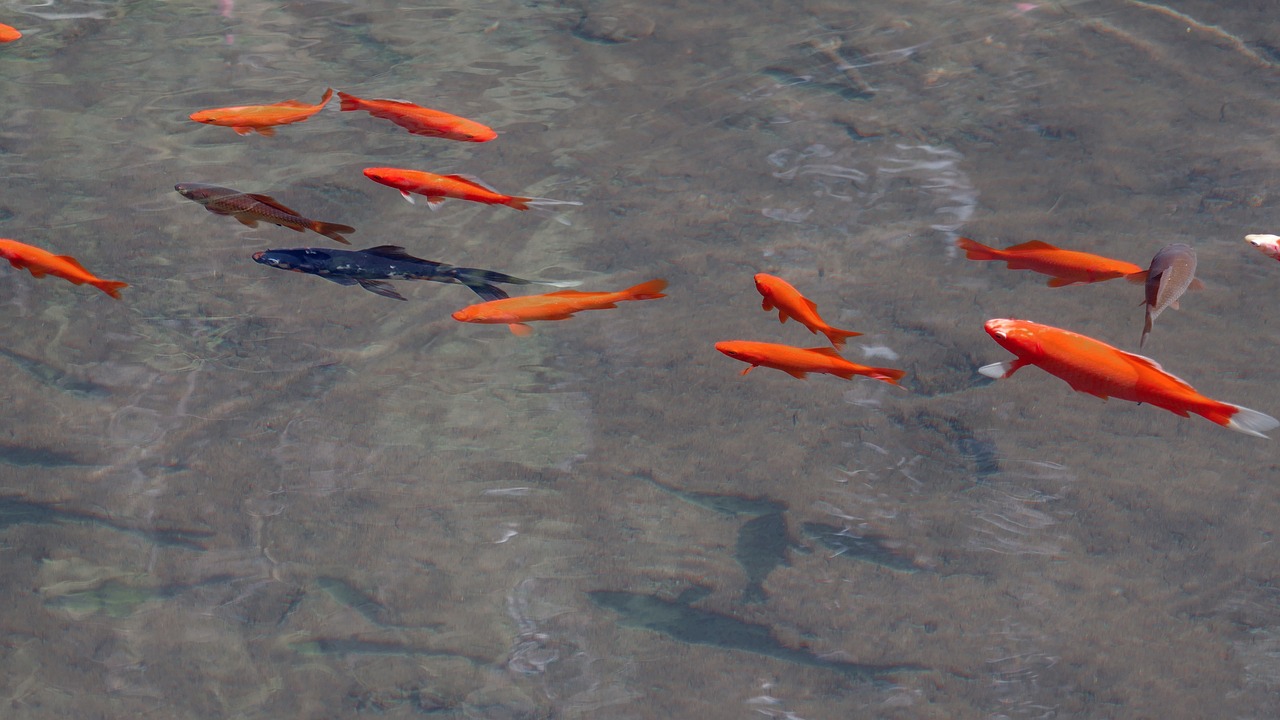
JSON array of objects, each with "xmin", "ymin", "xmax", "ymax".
[
  {"xmin": 716, "ymin": 340, "xmax": 905, "ymax": 384},
  {"xmin": 0, "ymin": 22, "xmax": 20, "ymax": 42},
  {"xmin": 753, "ymin": 273, "xmax": 862, "ymax": 348},
  {"xmin": 452, "ymin": 279, "xmax": 666, "ymax": 336},
  {"xmin": 0, "ymin": 238, "xmax": 127, "ymax": 299},
  {"xmin": 957, "ymin": 237, "xmax": 1145, "ymax": 287},
  {"xmin": 981, "ymin": 318, "xmax": 1278, "ymax": 437},
  {"xmin": 175, "ymin": 182, "xmax": 355, "ymax": 244},
  {"xmin": 337, "ymin": 92, "xmax": 496, "ymax": 142},
  {"xmin": 189, "ymin": 88, "xmax": 334, "ymax": 136},
  {"xmin": 362, "ymin": 167, "xmax": 582, "ymax": 216}
]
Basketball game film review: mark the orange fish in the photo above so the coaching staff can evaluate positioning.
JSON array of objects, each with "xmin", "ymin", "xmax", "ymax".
[
  {"xmin": 754, "ymin": 273, "xmax": 862, "ymax": 348},
  {"xmin": 0, "ymin": 238, "xmax": 127, "ymax": 299},
  {"xmin": 452, "ymin": 279, "xmax": 666, "ymax": 336},
  {"xmin": 362, "ymin": 167, "xmax": 582, "ymax": 217},
  {"xmin": 957, "ymin": 237, "xmax": 1145, "ymax": 287},
  {"xmin": 981, "ymin": 318, "xmax": 1278, "ymax": 437},
  {"xmin": 337, "ymin": 92, "xmax": 496, "ymax": 142},
  {"xmin": 716, "ymin": 340, "xmax": 905, "ymax": 384},
  {"xmin": 0, "ymin": 23, "xmax": 20, "ymax": 42},
  {"xmin": 189, "ymin": 88, "xmax": 334, "ymax": 136}
]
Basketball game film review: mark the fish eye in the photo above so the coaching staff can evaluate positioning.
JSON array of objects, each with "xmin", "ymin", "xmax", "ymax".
[{"xmin": 993, "ymin": 330, "xmax": 1007, "ymax": 340}]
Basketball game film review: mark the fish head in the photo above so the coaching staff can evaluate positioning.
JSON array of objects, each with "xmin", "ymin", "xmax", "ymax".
[
  {"xmin": 715, "ymin": 340, "xmax": 765, "ymax": 364},
  {"xmin": 1245, "ymin": 234, "xmax": 1280, "ymax": 260},
  {"xmin": 983, "ymin": 318, "xmax": 1043, "ymax": 355},
  {"xmin": 253, "ymin": 248, "xmax": 326, "ymax": 273},
  {"xmin": 174, "ymin": 182, "xmax": 228, "ymax": 202},
  {"xmin": 461, "ymin": 126, "xmax": 498, "ymax": 142},
  {"xmin": 362, "ymin": 167, "xmax": 400, "ymax": 187},
  {"xmin": 752, "ymin": 273, "xmax": 778, "ymax": 298}
]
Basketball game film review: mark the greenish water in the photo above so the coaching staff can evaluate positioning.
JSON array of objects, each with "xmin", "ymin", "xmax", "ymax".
[{"xmin": 1, "ymin": 1, "xmax": 1279, "ymax": 717}]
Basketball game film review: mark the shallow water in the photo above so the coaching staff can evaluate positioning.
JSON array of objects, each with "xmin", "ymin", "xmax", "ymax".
[{"xmin": 1, "ymin": 0, "xmax": 1279, "ymax": 717}]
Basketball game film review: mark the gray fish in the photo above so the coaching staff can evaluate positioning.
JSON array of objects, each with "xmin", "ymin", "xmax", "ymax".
[
  {"xmin": 736, "ymin": 512, "xmax": 789, "ymax": 604},
  {"xmin": 0, "ymin": 347, "xmax": 110, "ymax": 399},
  {"xmin": 1140, "ymin": 243, "xmax": 1202, "ymax": 347},
  {"xmin": 802, "ymin": 522, "xmax": 920, "ymax": 573},
  {"xmin": 588, "ymin": 588, "xmax": 924, "ymax": 682}
]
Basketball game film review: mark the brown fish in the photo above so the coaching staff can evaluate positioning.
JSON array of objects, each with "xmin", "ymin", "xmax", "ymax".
[
  {"xmin": 175, "ymin": 182, "xmax": 354, "ymax": 244},
  {"xmin": 1140, "ymin": 243, "xmax": 1202, "ymax": 347}
]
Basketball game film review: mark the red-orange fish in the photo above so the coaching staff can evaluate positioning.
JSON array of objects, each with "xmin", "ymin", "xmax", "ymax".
[
  {"xmin": 0, "ymin": 23, "xmax": 20, "ymax": 42},
  {"xmin": 957, "ymin": 237, "xmax": 1145, "ymax": 287},
  {"xmin": 754, "ymin": 273, "xmax": 862, "ymax": 348},
  {"xmin": 981, "ymin": 318, "xmax": 1278, "ymax": 437},
  {"xmin": 189, "ymin": 88, "xmax": 334, "ymax": 136},
  {"xmin": 362, "ymin": 167, "xmax": 581, "ymax": 218},
  {"xmin": 0, "ymin": 238, "xmax": 127, "ymax": 299},
  {"xmin": 452, "ymin": 279, "xmax": 666, "ymax": 336},
  {"xmin": 337, "ymin": 92, "xmax": 496, "ymax": 142},
  {"xmin": 716, "ymin": 340, "xmax": 905, "ymax": 384}
]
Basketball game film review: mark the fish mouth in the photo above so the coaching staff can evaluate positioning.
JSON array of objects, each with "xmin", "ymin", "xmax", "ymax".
[{"xmin": 251, "ymin": 251, "xmax": 267, "ymax": 263}]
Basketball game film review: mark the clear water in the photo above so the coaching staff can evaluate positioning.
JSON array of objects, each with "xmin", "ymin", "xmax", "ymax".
[{"xmin": 1, "ymin": 1, "xmax": 1279, "ymax": 717}]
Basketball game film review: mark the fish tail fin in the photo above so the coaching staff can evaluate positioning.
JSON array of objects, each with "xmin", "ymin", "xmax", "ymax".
[
  {"xmin": 822, "ymin": 327, "xmax": 864, "ymax": 348},
  {"xmin": 1214, "ymin": 404, "xmax": 1280, "ymax": 438},
  {"xmin": 620, "ymin": 278, "xmax": 668, "ymax": 301},
  {"xmin": 337, "ymin": 91, "xmax": 361, "ymax": 111},
  {"xmin": 1125, "ymin": 270, "xmax": 1149, "ymax": 283},
  {"xmin": 312, "ymin": 221, "xmax": 356, "ymax": 245},
  {"xmin": 318, "ymin": 88, "xmax": 335, "ymax": 106},
  {"xmin": 513, "ymin": 196, "xmax": 584, "ymax": 226},
  {"xmin": 956, "ymin": 237, "xmax": 1000, "ymax": 260},
  {"xmin": 94, "ymin": 280, "xmax": 129, "ymax": 300}
]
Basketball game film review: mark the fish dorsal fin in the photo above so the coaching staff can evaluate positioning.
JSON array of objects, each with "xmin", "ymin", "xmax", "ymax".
[
  {"xmin": 55, "ymin": 255, "xmax": 89, "ymax": 272},
  {"xmin": 246, "ymin": 193, "xmax": 302, "ymax": 215},
  {"xmin": 1005, "ymin": 240, "xmax": 1058, "ymax": 252},
  {"xmin": 442, "ymin": 174, "xmax": 499, "ymax": 193},
  {"xmin": 803, "ymin": 296, "xmax": 819, "ymax": 312},
  {"xmin": 806, "ymin": 346, "xmax": 844, "ymax": 357},
  {"xmin": 361, "ymin": 245, "xmax": 422, "ymax": 261},
  {"xmin": 372, "ymin": 97, "xmax": 420, "ymax": 108},
  {"xmin": 544, "ymin": 289, "xmax": 592, "ymax": 297},
  {"xmin": 274, "ymin": 99, "xmax": 315, "ymax": 108},
  {"xmin": 1122, "ymin": 351, "xmax": 1195, "ymax": 390}
]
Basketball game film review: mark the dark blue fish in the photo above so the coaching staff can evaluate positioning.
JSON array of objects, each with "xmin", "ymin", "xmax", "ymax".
[{"xmin": 252, "ymin": 245, "xmax": 579, "ymax": 301}]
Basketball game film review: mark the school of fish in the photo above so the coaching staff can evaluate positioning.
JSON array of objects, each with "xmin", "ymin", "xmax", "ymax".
[{"xmin": 0, "ymin": 23, "xmax": 1276, "ymax": 440}]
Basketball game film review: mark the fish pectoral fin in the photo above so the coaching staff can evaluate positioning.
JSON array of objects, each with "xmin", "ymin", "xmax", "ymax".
[
  {"xmin": 425, "ymin": 197, "xmax": 446, "ymax": 209},
  {"xmin": 234, "ymin": 214, "xmax": 260, "ymax": 228},
  {"xmin": 399, "ymin": 191, "xmax": 416, "ymax": 204},
  {"xmin": 234, "ymin": 127, "xmax": 254, "ymax": 135},
  {"xmin": 357, "ymin": 279, "xmax": 406, "ymax": 300},
  {"xmin": 1045, "ymin": 277, "xmax": 1078, "ymax": 288},
  {"xmin": 785, "ymin": 369, "xmax": 809, "ymax": 379},
  {"xmin": 509, "ymin": 323, "xmax": 533, "ymax": 336},
  {"xmin": 740, "ymin": 366, "xmax": 754, "ymax": 376},
  {"xmin": 1189, "ymin": 278, "xmax": 1205, "ymax": 291},
  {"xmin": 977, "ymin": 360, "xmax": 1022, "ymax": 379},
  {"xmin": 760, "ymin": 298, "xmax": 774, "ymax": 312}
]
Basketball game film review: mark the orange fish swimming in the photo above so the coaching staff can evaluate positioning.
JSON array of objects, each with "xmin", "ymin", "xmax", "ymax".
[
  {"xmin": 362, "ymin": 167, "xmax": 582, "ymax": 218},
  {"xmin": 337, "ymin": 92, "xmax": 496, "ymax": 142},
  {"xmin": 0, "ymin": 238, "xmax": 127, "ymax": 299},
  {"xmin": 452, "ymin": 279, "xmax": 666, "ymax": 336},
  {"xmin": 980, "ymin": 318, "xmax": 1278, "ymax": 437},
  {"xmin": 957, "ymin": 237, "xmax": 1145, "ymax": 287},
  {"xmin": 189, "ymin": 88, "xmax": 334, "ymax": 136},
  {"xmin": 175, "ymin": 182, "xmax": 355, "ymax": 244},
  {"xmin": 754, "ymin": 273, "xmax": 862, "ymax": 348},
  {"xmin": 0, "ymin": 23, "xmax": 20, "ymax": 42},
  {"xmin": 716, "ymin": 341, "xmax": 905, "ymax": 384}
]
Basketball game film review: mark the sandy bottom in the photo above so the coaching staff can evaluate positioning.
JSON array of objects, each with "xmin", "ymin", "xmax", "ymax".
[{"xmin": 1, "ymin": 0, "xmax": 1279, "ymax": 717}]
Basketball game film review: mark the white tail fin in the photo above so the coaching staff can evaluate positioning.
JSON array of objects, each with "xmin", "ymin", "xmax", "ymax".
[
  {"xmin": 1227, "ymin": 405, "xmax": 1280, "ymax": 439},
  {"xmin": 534, "ymin": 279, "xmax": 583, "ymax": 288}
]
